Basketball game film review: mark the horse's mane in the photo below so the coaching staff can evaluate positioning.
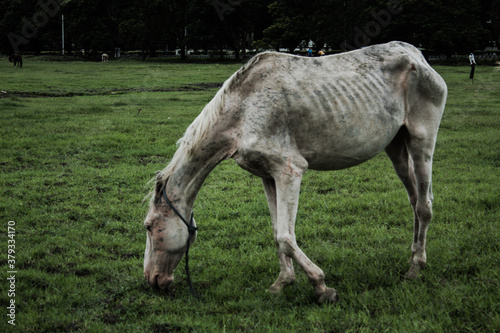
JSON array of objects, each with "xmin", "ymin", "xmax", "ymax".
[{"xmin": 153, "ymin": 53, "xmax": 265, "ymax": 192}]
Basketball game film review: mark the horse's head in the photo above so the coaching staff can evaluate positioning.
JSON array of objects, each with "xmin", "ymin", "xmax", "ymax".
[{"xmin": 143, "ymin": 173, "xmax": 197, "ymax": 289}]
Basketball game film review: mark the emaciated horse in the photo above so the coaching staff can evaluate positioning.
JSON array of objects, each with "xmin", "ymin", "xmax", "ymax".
[
  {"xmin": 9, "ymin": 54, "xmax": 22, "ymax": 68},
  {"xmin": 143, "ymin": 41, "xmax": 447, "ymax": 303}
]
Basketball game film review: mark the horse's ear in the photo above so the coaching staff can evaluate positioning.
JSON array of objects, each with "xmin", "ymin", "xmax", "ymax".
[{"xmin": 154, "ymin": 171, "xmax": 165, "ymax": 201}]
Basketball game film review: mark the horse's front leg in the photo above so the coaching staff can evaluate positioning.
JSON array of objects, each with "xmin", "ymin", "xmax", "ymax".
[
  {"xmin": 272, "ymin": 159, "xmax": 337, "ymax": 304},
  {"xmin": 262, "ymin": 178, "xmax": 296, "ymax": 293}
]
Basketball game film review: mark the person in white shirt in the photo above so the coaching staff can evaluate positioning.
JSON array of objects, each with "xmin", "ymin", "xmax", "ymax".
[{"xmin": 469, "ymin": 53, "xmax": 476, "ymax": 81}]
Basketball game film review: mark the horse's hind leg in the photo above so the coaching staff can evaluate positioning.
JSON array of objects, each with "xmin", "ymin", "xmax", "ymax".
[
  {"xmin": 262, "ymin": 178, "xmax": 296, "ymax": 293},
  {"xmin": 387, "ymin": 114, "xmax": 440, "ymax": 279},
  {"xmin": 385, "ymin": 127, "xmax": 422, "ymax": 277},
  {"xmin": 406, "ymin": 131, "xmax": 437, "ymax": 278}
]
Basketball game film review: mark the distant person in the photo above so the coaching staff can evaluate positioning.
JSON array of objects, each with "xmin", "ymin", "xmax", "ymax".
[
  {"xmin": 318, "ymin": 50, "xmax": 325, "ymax": 56},
  {"xmin": 469, "ymin": 53, "xmax": 476, "ymax": 81},
  {"xmin": 307, "ymin": 48, "xmax": 313, "ymax": 57}
]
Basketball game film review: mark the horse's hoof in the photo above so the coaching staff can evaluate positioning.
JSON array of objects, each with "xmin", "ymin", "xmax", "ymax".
[
  {"xmin": 405, "ymin": 266, "xmax": 419, "ymax": 279},
  {"xmin": 405, "ymin": 261, "xmax": 425, "ymax": 279},
  {"xmin": 267, "ymin": 284, "xmax": 282, "ymax": 295},
  {"xmin": 267, "ymin": 275, "xmax": 296, "ymax": 295},
  {"xmin": 317, "ymin": 288, "xmax": 338, "ymax": 304}
]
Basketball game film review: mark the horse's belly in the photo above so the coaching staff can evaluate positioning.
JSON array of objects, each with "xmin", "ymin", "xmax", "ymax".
[
  {"xmin": 275, "ymin": 74, "xmax": 404, "ymax": 171},
  {"xmin": 291, "ymin": 104, "xmax": 403, "ymax": 171},
  {"xmin": 302, "ymin": 145, "xmax": 384, "ymax": 171}
]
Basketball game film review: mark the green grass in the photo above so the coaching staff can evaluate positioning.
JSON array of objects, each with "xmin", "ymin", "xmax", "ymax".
[
  {"xmin": 0, "ymin": 59, "xmax": 499, "ymax": 332},
  {"xmin": 1, "ymin": 58, "xmax": 235, "ymax": 95}
]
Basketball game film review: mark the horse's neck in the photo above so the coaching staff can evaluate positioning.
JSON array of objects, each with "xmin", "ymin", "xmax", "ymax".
[
  {"xmin": 167, "ymin": 147, "xmax": 225, "ymax": 208},
  {"xmin": 165, "ymin": 105, "xmax": 238, "ymax": 210}
]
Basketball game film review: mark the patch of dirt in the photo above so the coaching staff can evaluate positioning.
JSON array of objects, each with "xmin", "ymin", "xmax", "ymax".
[{"xmin": 0, "ymin": 82, "xmax": 223, "ymax": 99}]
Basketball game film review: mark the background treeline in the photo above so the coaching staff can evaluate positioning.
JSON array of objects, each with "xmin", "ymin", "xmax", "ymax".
[{"xmin": 1, "ymin": 0, "xmax": 499, "ymax": 59}]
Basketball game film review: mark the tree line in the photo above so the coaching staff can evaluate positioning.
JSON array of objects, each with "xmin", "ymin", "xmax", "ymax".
[{"xmin": 1, "ymin": 0, "xmax": 499, "ymax": 59}]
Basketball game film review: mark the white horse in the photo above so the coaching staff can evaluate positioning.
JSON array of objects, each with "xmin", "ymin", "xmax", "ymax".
[
  {"xmin": 102, "ymin": 53, "xmax": 108, "ymax": 62},
  {"xmin": 143, "ymin": 41, "xmax": 447, "ymax": 303}
]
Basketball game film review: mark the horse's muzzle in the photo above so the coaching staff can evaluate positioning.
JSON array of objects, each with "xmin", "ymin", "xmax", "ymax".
[{"xmin": 145, "ymin": 272, "xmax": 174, "ymax": 289}]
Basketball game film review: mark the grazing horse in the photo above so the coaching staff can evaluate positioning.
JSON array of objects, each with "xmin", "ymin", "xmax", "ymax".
[
  {"xmin": 143, "ymin": 41, "xmax": 447, "ymax": 303},
  {"xmin": 9, "ymin": 54, "xmax": 22, "ymax": 68},
  {"xmin": 102, "ymin": 53, "xmax": 108, "ymax": 62}
]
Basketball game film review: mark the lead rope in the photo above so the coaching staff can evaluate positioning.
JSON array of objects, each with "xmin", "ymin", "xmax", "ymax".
[{"xmin": 162, "ymin": 188, "xmax": 198, "ymax": 297}]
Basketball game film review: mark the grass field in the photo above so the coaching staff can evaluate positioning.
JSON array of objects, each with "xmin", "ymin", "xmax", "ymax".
[{"xmin": 0, "ymin": 57, "xmax": 499, "ymax": 332}]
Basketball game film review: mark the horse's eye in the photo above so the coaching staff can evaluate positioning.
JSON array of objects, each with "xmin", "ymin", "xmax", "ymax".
[{"xmin": 145, "ymin": 225, "xmax": 152, "ymax": 232}]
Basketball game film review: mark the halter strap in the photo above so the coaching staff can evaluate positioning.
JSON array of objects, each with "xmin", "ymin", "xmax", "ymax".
[{"xmin": 162, "ymin": 188, "xmax": 198, "ymax": 297}]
